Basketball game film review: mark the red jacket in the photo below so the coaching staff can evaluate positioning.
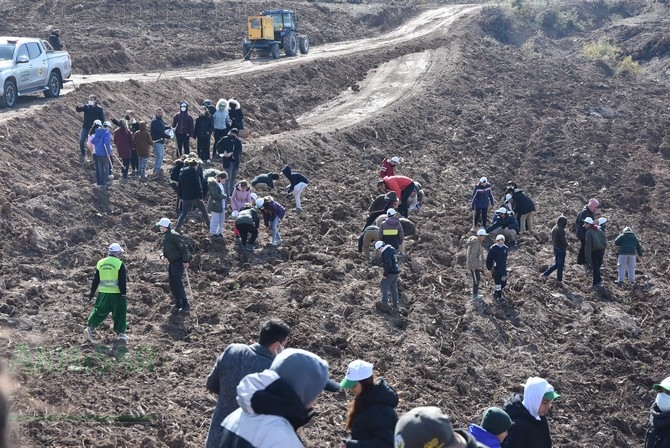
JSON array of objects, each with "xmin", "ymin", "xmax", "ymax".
[
  {"xmin": 379, "ymin": 159, "xmax": 397, "ymax": 178},
  {"xmin": 383, "ymin": 175, "xmax": 414, "ymax": 199},
  {"xmin": 113, "ymin": 128, "xmax": 134, "ymax": 159}
]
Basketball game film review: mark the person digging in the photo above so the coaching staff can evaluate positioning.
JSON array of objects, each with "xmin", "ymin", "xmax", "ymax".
[{"xmin": 374, "ymin": 240, "xmax": 400, "ymax": 313}]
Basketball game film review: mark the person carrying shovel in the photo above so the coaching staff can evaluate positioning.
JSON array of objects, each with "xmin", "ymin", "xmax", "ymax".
[
  {"xmin": 91, "ymin": 121, "xmax": 115, "ymax": 188},
  {"xmin": 156, "ymin": 218, "xmax": 191, "ymax": 314}
]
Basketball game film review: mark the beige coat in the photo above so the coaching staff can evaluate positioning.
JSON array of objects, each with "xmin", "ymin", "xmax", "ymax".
[{"xmin": 466, "ymin": 236, "xmax": 484, "ymax": 271}]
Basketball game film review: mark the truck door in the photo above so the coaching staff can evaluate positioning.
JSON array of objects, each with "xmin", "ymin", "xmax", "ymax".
[
  {"xmin": 14, "ymin": 44, "xmax": 32, "ymax": 90},
  {"xmin": 27, "ymin": 42, "xmax": 48, "ymax": 88}
]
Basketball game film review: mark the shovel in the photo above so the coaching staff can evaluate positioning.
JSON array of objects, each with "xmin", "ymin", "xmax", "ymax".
[{"xmin": 106, "ymin": 152, "xmax": 115, "ymax": 181}]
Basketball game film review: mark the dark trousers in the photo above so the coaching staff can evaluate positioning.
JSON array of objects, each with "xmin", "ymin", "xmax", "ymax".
[
  {"xmin": 170, "ymin": 184, "xmax": 181, "ymax": 214},
  {"xmin": 577, "ymin": 237, "xmax": 586, "ymax": 265},
  {"xmin": 121, "ymin": 158, "xmax": 131, "ymax": 179},
  {"xmin": 380, "ymin": 273, "xmax": 399, "ymax": 307},
  {"xmin": 493, "ymin": 272, "xmax": 507, "ymax": 299},
  {"xmin": 237, "ymin": 222, "xmax": 258, "ymax": 245},
  {"xmin": 94, "ymin": 155, "xmax": 109, "ymax": 186},
  {"xmin": 176, "ymin": 199, "xmax": 210, "ymax": 229},
  {"xmin": 168, "ymin": 261, "xmax": 189, "ymax": 309},
  {"xmin": 131, "ymin": 149, "xmax": 139, "ymax": 171},
  {"xmin": 474, "ymin": 207, "xmax": 488, "ymax": 227},
  {"xmin": 197, "ymin": 136, "xmax": 210, "ymax": 161},
  {"xmin": 399, "ymin": 184, "xmax": 417, "ymax": 218},
  {"xmin": 175, "ymin": 134, "xmax": 190, "ymax": 157},
  {"xmin": 591, "ymin": 249, "xmax": 605, "ymax": 286},
  {"xmin": 470, "ymin": 269, "xmax": 481, "ymax": 295},
  {"xmin": 543, "ymin": 247, "xmax": 566, "ymax": 282},
  {"xmin": 213, "ymin": 129, "xmax": 226, "ymax": 159}
]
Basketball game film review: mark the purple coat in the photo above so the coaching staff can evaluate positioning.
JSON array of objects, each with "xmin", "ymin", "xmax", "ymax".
[
  {"xmin": 262, "ymin": 201, "xmax": 286, "ymax": 227},
  {"xmin": 172, "ymin": 111, "xmax": 194, "ymax": 136},
  {"xmin": 113, "ymin": 128, "xmax": 134, "ymax": 159}
]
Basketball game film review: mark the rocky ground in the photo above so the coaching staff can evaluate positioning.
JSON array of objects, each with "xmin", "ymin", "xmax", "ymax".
[{"xmin": 1, "ymin": 0, "xmax": 670, "ymax": 446}]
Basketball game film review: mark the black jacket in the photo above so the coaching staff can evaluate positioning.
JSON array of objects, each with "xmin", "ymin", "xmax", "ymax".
[
  {"xmin": 486, "ymin": 213, "xmax": 519, "ymax": 235},
  {"xmin": 575, "ymin": 206, "xmax": 594, "ymax": 240},
  {"xmin": 48, "ymin": 32, "xmax": 63, "ymax": 51},
  {"xmin": 345, "ymin": 379, "xmax": 399, "ymax": 448},
  {"xmin": 252, "ymin": 173, "xmax": 277, "ymax": 190},
  {"xmin": 551, "ymin": 216, "xmax": 568, "ymax": 249},
  {"xmin": 282, "ymin": 165, "xmax": 309, "ymax": 193},
  {"xmin": 217, "ymin": 135, "xmax": 243, "ymax": 167},
  {"xmin": 486, "ymin": 244, "xmax": 508, "ymax": 276},
  {"xmin": 511, "ymin": 189, "xmax": 536, "ymax": 215},
  {"xmin": 502, "ymin": 396, "xmax": 552, "ymax": 448},
  {"xmin": 162, "ymin": 229, "xmax": 189, "ymax": 263},
  {"xmin": 381, "ymin": 245, "xmax": 400, "ymax": 276},
  {"xmin": 150, "ymin": 116, "xmax": 171, "ymax": 141},
  {"xmin": 235, "ymin": 208, "xmax": 260, "ymax": 229},
  {"xmin": 178, "ymin": 166, "xmax": 205, "ymax": 200},
  {"xmin": 229, "ymin": 107, "xmax": 244, "ymax": 130},
  {"xmin": 76, "ymin": 104, "xmax": 105, "ymax": 130},
  {"xmin": 194, "ymin": 115, "xmax": 213, "ymax": 140},
  {"xmin": 646, "ymin": 404, "xmax": 670, "ymax": 448}
]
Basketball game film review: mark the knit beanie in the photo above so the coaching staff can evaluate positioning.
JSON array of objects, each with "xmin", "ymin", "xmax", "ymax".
[{"xmin": 481, "ymin": 407, "xmax": 512, "ymax": 435}]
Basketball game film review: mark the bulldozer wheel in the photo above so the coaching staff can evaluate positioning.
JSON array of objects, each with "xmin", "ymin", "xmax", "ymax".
[
  {"xmin": 270, "ymin": 43, "xmax": 280, "ymax": 60},
  {"xmin": 283, "ymin": 32, "xmax": 298, "ymax": 57},
  {"xmin": 299, "ymin": 36, "xmax": 309, "ymax": 55}
]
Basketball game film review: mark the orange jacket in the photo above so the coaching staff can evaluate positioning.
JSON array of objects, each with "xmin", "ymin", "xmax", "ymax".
[{"xmin": 383, "ymin": 175, "xmax": 414, "ymax": 199}]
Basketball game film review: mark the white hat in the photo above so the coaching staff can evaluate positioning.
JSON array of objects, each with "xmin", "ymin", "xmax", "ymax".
[
  {"xmin": 583, "ymin": 217, "xmax": 594, "ymax": 225},
  {"xmin": 103, "ymin": 121, "xmax": 112, "ymax": 128},
  {"xmin": 505, "ymin": 193, "xmax": 512, "ymax": 201},
  {"xmin": 250, "ymin": 192, "xmax": 258, "ymax": 200},
  {"xmin": 93, "ymin": 119, "xmax": 103, "ymax": 127},
  {"xmin": 390, "ymin": 156, "xmax": 401, "ymax": 164},
  {"xmin": 374, "ymin": 241, "xmax": 385, "ymax": 250},
  {"xmin": 497, "ymin": 207, "xmax": 507, "ymax": 214},
  {"xmin": 598, "ymin": 217, "xmax": 607, "ymax": 225},
  {"xmin": 476, "ymin": 229, "xmax": 488, "ymax": 236},
  {"xmin": 496, "ymin": 234, "xmax": 505, "ymax": 241},
  {"xmin": 480, "ymin": 177, "xmax": 487, "ymax": 183},
  {"xmin": 386, "ymin": 208, "xmax": 397, "ymax": 216},
  {"xmin": 255, "ymin": 198, "xmax": 265, "ymax": 208},
  {"xmin": 340, "ymin": 359, "xmax": 374, "ymax": 389},
  {"xmin": 108, "ymin": 243, "xmax": 124, "ymax": 253},
  {"xmin": 156, "ymin": 217, "xmax": 171, "ymax": 228}
]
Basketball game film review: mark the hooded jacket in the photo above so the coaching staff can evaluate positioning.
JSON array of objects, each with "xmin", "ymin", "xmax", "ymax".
[
  {"xmin": 379, "ymin": 158, "xmax": 397, "ymax": 179},
  {"xmin": 113, "ymin": 127, "xmax": 134, "ymax": 159},
  {"xmin": 194, "ymin": 113, "xmax": 213, "ymax": 140},
  {"xmin": 615, "ymin": 227, "xmax": 643, "ymax": 256},
  {"xmin": 252, "ymin": 173, "xmax": 278, "ymax": 190},
  {"xmin": 282, "ymin": 165, "xmax": 309, "ymax": 193},
  {"xmin": 575, "ymin": 205, "xmax": 594, "ymax": 240},
  {"xmin": 228, "ymin": 99, "xmax": 245, "ymax": 130},
  {"xmin": 231, "ymin": 184, "xmax": 253, "ymax": 212},
  {"xmin": 486, "ymin": 212, "xmax": 519, "ymax": 235},
  {"xmin": 551, "ymin": 216, "xmax": 568, "ymax": 249},
  {"xmin": 344, "ymin": 379, "xmax": 399, "ymax": 448},
  {"xmin": 510, "ymin": 189, "xmax": 536, "ymax": 215},
  {"xmin": 502, "ymin": 394, "xmax": 552, "ymax": 448},
  {"xmin": 204, "ymin": 343, "xmax": 275, "ymax": 448},
  {"xmin": 178, "ymin": 165, "xmax": 205, "ymax": 201},
  {"xmin": 380, "ymin": 245, "xmax": 400, "ymax": 276},
  {"xmin": 486, "ymin": 243, "xmax": 508, "ymax": 276},
  {"xmin": 379, "ymin": 216, "xmax": 404, "ymax": 250},
  {"xmin": 646, "ymin": 404, "xmax": 670, "ymax": 448},
  {"xmin": 207, "ymin": 178, "xmax": 227, "ymax": 213},
  {"xmin": 261, "ymin": 201, "xmax": 286, "ymax": 227},
  {"xmin": 466, "ymin": 236, "xmax": 485, "ymax": 271},
  {"xmin": 584, "ymin": 226, "xmax": 607, "ymax": 263},
  {"xmin": 368, "ymin": 192, "xmax": 398, "ymax": 216},
  {"xmin": 213, "ymin": 99, "xmax": 230, "ymax": 130},
  {"xmin": 133, "ymin": 122, "xmax": 153, "ymax": 158},
  {"xmin": 471, "ymin": 182, "xmax": 495, "ymax": 209},
  {"xmin": 91, "ymin": 127, "xmax": 112, "ymax": 157},
  {"xmin": 172, "ymin": 108, "xmax": 195, "ymax": 136},
  {"xmin": 468, "ymin": 424, "xmax": 502, "ymax": 448},
  {"xmin": 236, "ymin": 208, "xmax": 260, "ymax": 228}
]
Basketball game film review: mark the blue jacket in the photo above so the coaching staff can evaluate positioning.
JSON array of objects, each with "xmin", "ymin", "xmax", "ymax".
[
  {"xmin": 471, "ymin": 183, "xmax": 495, "ymax": 209},
  {"xmin": 468, "ymin": 424, "xmax": 502, "ymax": 448},
  {"xmin": 381, "ymin": 245, "xmax": 400, "ymax": 276},
  {"xmin": 486, "ymin": 212, "xmax": 519, "ymax": 235},
  {"xmin": 150, "ymin": 116, "xmax": 171, "ymax": 141},
  {"xmin": 282, "ymin": 165, "xmax": 308, "ymax": 193},
  {"xmin": 91, "ymin": 128, "xmax": 112, "ymax": 157},
  {"xmin": 486, "ymin": 243, "xmax": 508, "ymax": 276}
]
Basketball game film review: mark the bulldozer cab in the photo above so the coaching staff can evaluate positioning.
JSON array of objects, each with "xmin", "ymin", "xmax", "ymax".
[{"xmin": 263, "ymin": 10, "xmax": 297, "ymax": 40}]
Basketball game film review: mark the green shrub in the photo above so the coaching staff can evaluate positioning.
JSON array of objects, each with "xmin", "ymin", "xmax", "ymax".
[
  {"xmin": 616, "ymin": 55, "xmax": 640, "ymax": 75},
  {"xmin": 582, "ymin": 39, "xmax": 620, "ymax": 63}
]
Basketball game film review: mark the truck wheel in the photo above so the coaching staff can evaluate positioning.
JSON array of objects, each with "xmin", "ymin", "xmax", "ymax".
[
  {"xmin": 242, "ymin": 44, "xmax": 252, "ymax": 60},
  {"xmin": 283, "ymin": 32, "xmax": 298, "ymax": 57},
  {"xmin": 0, "ymin": 80, "xmax": 17, "ymax": 108},
  {"xmin": 299, "ymin": 36, "xmax": 310, "ymax": 55},
  {"xmin": 270, "ymin": 43, "xmax": 280, "ymax": 60},
  {"xmin": 44, "ymin": 72, "xmax": 61, "ymax": 98}
]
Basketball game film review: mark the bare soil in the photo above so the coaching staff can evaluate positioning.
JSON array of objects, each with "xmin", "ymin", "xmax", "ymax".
[{"xmin": 1, "ymin": 0, "xmax": 670, "ymax": 447}]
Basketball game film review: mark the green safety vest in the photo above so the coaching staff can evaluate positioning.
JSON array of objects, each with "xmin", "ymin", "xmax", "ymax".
[{"xmin": 96, "ymin": 256, "xmax": 122, "ymax": 294}]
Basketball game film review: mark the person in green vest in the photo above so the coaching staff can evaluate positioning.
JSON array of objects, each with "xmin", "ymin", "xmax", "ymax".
[{"xmin": 86, "ymin": 243, "xmax": 128, "ymax": 343}]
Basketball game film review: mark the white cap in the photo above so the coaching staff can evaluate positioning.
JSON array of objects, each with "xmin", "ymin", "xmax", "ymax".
[
  {"xmin": 340, "ymin": 359, "xmax": 374, "ymax": 389},
  {"xmin": 476, "ymin": 229, "xmax": 488, "ymax": 236},
  {"xmin": 390, "ymin": 156, "xmax": 401, "ymax": 164},
  {"xmin": 497, "ymin": 207, "xmax": 507, "ymax": 214},
  {"xmin": 108, "ymin": 243, "xmax": 124, "ymax": 253},
  {"xmin": 598, "ymin": 217, "xmax": 607, "ymax": 225},
  {"xmin": 103, "ymin": 121, "xmax": 112, "ymax": 128},
  {"xmin": 386, "ymin": 208, "xmax": 397, "ymax": 216},
  {"xmin": 255, "ymin": 198, "xmax": 265, "ymax": 208},
  {"xmin": 156, "ymin": 217, "xmax": 171, "ymax": 228},
  {"xmin": 93, "ymin": 119, "xmax": 103, "ymax": 126},
  {"xmin": 496, "ymin": 234, "xmax": 505, "ymax": 241},
  {"xmin": 583, "ymin": 217, "xmax": 594, "ymax": 225},
  {"xmin": 480, "ymin": 177, "xmax": 487, "ymax": 183},
  {"xmin": 250, "ymin": 192, "xmax": 258, "ymax": 200},
  {"xmin": 374, "ymin": 241, "xmax": 385, "ymax": 250},
  {"xmin": 505, "ymin": 193, "xmax": 512, "ymax": 201}
]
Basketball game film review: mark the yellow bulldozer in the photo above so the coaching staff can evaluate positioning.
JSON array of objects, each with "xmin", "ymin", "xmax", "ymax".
[{"xmin": 242, "ymin": 10, "xmax": 309, "ymax": 60}]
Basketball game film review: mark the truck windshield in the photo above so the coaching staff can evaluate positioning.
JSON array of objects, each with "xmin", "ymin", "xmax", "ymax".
[{"xmin": 0, "ymin": 44, "xmax": 15, "ymax": 61}]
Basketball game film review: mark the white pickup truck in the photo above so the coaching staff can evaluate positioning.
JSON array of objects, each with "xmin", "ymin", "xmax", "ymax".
[{"xmin": 0, "ymin": 37, "xmax": 72, "ymax": 108}]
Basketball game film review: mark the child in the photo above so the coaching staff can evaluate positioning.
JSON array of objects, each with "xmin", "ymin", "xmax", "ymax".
[
  {"xmin": 113, "ymin": 120, "xmax": 134, "ymax": 179},
  {"xmin": 235, "ymin": 203, "xmax": 260, "ymax": 252},
  {"xmin": 281, "ymin": 165, "xmax": 308, "ymax": 213},
  {"xmin": 251, "ymin": 172, "xmax": 280, "ymax": 191},
  {"xmin": 486, "ymin": 234, "xmax": 509, "ymax": 300},
  {"xmin": 230, "ymin": 180, "xmax": 253, "ymax": 214},
  {"xmin": 208, "ymin": 172, "xmax": 228, "ymax": 239},
  {"xmin": 132, "ymin": 121, "xmax": 153, "ymax": 180},
  {"xmin": 379, "ymin": 156, "xmax": 402, "ymax": 178},
  {"xmin": 256, "ymin": 196, "xmax": 286, "ymax": 246},
  {"xmin": 471, "ymin": 176, "xmax": 495, "ymax": 230}
]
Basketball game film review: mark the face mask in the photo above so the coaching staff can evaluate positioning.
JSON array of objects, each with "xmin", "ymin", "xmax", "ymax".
[
  {"xmin": 87, "ymin": 100, "xmax": 95, "ymax": 106},
  {"xmin": 657, "ymin": 392, "xmax": 670, "ymax": 412},
  {"xmin": 219, "ymin": 105, "xmax": 225, "ymax": 110},
  {"xmin": 180, "ymin": 107, "xmax": 186, "ymax": 112}
]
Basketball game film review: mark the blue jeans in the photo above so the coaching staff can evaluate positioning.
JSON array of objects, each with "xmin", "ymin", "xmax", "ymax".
[
  {"xmin": 543, "ymin": 247, "xmax": 566, "ymax": 282},
  {"xmin": 381, "ymin": 273, "xmax": 399, "ymax": 307},
  {"xmin": 270, "ymin": 216, "xmax": 281, "ymax": 245},
  {"xmin": 226, "ymin": 163, "xmax": 239, "ymax": 196},
  {"xmin": 94, "ymin": 155, "xmax": 109, "ymax": 186},
  {"xmin": 79, "ymin": 128, "xmax": 89, "ymax": 157},
  {"xmin": 153, "ymin": 142, "xmax": 165, "ymax": 173},
  {"xmin": 168, "ymin": 261, "xmax": 188, "ymax": 309}
]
